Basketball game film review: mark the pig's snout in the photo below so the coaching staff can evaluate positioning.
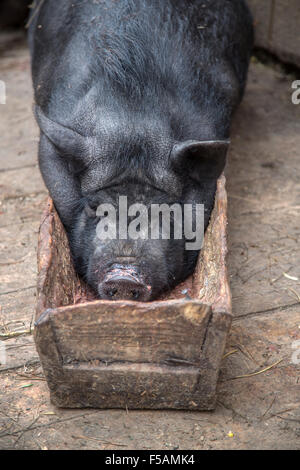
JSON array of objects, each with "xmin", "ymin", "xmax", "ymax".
[{"xmin": 98, "ymin": 266, "xmax": 151, "ymax": 301}]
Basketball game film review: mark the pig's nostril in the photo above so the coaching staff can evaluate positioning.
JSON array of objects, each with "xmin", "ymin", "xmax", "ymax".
[
  {"xmin": 106, "ymin": 288, "xmax": 117, "ymax": 298},
  {"xmin": 131, "ymin": 289, "xmax": 140, "ymax": 300}
]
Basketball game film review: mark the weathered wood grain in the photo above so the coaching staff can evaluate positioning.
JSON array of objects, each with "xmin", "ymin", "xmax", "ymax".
[
  {"xmin": 248, "ymin": 0, "xmax": 300, "ymax": 67},
  {"xmin": 40, "ymin": 301, "xmax": 212, "ymax": 365},
  {"xmin": 193, "ymin": 176, "xmax": 231, "ymax": 314}
]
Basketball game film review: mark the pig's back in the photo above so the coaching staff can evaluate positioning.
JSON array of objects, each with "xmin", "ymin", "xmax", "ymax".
[{"xmin": 29, "ymin": 0, "xmax": 253, "ymax": 134}]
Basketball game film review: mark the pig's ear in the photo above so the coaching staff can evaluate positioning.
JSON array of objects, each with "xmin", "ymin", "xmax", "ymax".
[
  {"xmin": 170, "ymin": 140, "xmax": 230, "ymax": 180},
  {"xmin": 34, "ymin": 105, "xmax": 88, "ymax": 158}
]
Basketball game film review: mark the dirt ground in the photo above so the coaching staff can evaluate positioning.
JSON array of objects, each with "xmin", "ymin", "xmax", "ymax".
[{"xmin": 0, "ymin": 32, "xmax": 299, "ymax": 450}]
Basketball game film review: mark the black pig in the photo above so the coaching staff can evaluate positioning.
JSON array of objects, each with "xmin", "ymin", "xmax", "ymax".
[{"xmin": 29, "ymin": 0, "xmax": 253, "ymax": 300}]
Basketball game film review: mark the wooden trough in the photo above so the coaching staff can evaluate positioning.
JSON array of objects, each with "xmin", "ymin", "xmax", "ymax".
[{"xmin": 34, "ymin": 176, "xmax": 232, "ymax": 410}]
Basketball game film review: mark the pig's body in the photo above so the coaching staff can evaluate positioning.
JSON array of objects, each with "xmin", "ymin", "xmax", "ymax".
[{"xmin": 29, "ymin": 0, "xmax": 253, "ymax": 300}]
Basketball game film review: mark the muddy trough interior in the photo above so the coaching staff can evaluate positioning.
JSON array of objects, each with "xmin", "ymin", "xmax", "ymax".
[{"xmin": 34, "ymin": 175, "xmax": 232, "ymax": 410}]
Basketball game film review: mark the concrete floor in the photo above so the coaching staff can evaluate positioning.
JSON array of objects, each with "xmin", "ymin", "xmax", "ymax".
[{"xmin": 0, "ymin": 32, "xmax": 299, "ymax": 450}]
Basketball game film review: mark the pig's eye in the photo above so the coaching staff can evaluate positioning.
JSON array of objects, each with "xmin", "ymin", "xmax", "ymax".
[
  {"xmin": 67, "ymin": 159, "xmax": 86, "ymax": 176},
  {"xmin": 84, "ymin": 203, "xmax": 97, "ymax": 218}
]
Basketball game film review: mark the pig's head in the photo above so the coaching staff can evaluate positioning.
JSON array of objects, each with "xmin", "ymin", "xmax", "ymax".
[{"xmin": 36, "ymin": 107, "xmax": 229, "ymax": 301}]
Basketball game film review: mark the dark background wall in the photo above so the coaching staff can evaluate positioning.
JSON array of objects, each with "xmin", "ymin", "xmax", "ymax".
[
  {"xmin": 0, "ymin": 0, "xmax": 29, "ymax": 29},
  {"xmin": 248, "ymin": 0, "xmax": 300, "ymax": 68}
]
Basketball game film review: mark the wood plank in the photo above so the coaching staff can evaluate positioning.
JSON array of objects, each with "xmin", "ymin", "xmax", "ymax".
[
  {"xmin": 248, "ymin": 0, "xmax": 300, "ymax": 67},
  {"xmin": 40, "ymin": 301, "xmax": 212, "ymax": 365},
  {"xmin": 272, "ymin": 0, "xmax": 300, "ymax": 67}
]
